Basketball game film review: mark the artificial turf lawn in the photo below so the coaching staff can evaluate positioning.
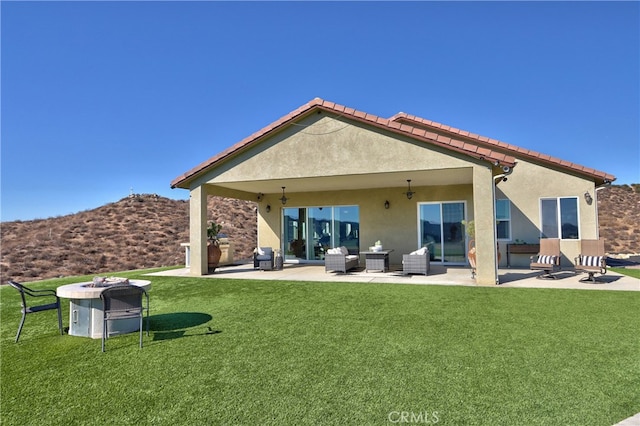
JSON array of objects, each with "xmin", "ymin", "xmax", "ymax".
[
  {"xmin": 1, "ymin": 271, "xmax": 638, "ymax": 425},
  {"xmin": 612, "ymin": 266, "xmax": 640, "ymax": 280}
]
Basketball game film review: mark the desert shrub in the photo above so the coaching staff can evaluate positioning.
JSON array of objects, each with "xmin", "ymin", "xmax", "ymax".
[{"xmin": 24, "ymin": 268, "xmax": 41, "ymax": 277}]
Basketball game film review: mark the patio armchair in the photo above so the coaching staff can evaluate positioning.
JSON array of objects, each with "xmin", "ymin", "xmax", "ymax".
[
  {"xmin": 530, "ymin": 238, "xmax": 561, "ymax": 279},
  {"xmin": 253, "ymin": 247, "xmax": 274, "ymax": 270},
  {"xmin": 402, "ymin": 247, "xmax": 430, "ymax": 276},
  {"xmin": 325, "ymin": 246, "xmax": 359, "ymax": 273},
  {"xmin": 8, "ymin": 280, "xmax": 64, "ymax": 343},
  {"xmin": 574, "ymin": 239, "xmax": 607, "ymax": 282},
  {"xmin": 100, "ymin": 284, "xmax": 149, "ymax": 352}
]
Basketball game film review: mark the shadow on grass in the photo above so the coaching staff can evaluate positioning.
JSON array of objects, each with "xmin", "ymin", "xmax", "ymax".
[{"xmin": 148, "ymin": 312, "xmax": 221, "ymax": 341}]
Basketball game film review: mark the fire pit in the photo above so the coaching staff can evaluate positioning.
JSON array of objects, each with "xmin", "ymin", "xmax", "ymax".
[{"xmin": 56, "ymin": 279, "xmax": 151, "ymax": 339}]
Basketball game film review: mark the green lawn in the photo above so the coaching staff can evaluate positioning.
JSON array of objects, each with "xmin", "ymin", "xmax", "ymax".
[
  {"xmin": 612, "ymin": 266, "xmax": 640, "ymax": 279},
  {"xmin": 1, "ymin": 271, "xmax": 638, "ymax": 425}
]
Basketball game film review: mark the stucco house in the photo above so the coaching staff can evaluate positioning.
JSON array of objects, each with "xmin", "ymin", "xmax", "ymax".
[{"xmin": 171, "ymin": 98, "xmax": 615, "ymax": 285}]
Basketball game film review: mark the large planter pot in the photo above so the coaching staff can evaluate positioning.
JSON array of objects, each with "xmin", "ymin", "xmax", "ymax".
[
  {"xmin": 468, "ymin": 239, "xmax": 477, "ymax": 279},
  {"xmin": 207, "ymin": 240, "xmax": 222, "ymax": 273}
]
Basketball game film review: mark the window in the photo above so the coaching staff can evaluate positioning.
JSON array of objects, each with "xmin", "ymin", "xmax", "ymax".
[
  {"xmin": 540, "ymin": 197, "xmax": 579, "ymax": 239},
  {"xmin": 495, "ymin": 199, "xmax": 511, "ymax": 240}
]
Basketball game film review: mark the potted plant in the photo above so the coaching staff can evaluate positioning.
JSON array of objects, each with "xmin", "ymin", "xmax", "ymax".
[
  {"xmin": 461, "ymin": 220, "xmax": 501, "ymax": 278},
  {"xmin": 370, "ymin": 240, "xmax": 383, "ymax": 252},
  {"xmin": 207, "ymin": 221, "xmax": 223, "ymax": 273}
]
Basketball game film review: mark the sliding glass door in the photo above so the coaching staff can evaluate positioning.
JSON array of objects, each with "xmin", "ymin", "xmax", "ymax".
[
  {"xmin": 418, "ymin": 202, "xmax": 466, "ymax": 264},
  {"xmin": 283, "ymin": 208, "xmax": 307, "ymax": 261},
  {"xmin": 283, "ymin": 206, "xmax": 359, "ymax": 261},
  {"xmin": 308, "ymin": 207, "xmax": 332, "ymax": 260}
]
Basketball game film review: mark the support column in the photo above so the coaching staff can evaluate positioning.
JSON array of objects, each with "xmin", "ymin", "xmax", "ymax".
[
  {"xmin": 473, "ymin": 166, "xmax": 498, "ymax": 285},
  {"xmin": 189, "ymin": 186, "xmax": 208, "ymax": 276}
]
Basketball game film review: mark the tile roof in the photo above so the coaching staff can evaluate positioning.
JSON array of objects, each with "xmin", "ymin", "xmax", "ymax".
[
  {"xmin": 171, "ymin": 98, "xmax": 615, "ymax": 188},
  {"xmin": 390, "ymin": 113, "xmax": 616, "ymax": 183}
]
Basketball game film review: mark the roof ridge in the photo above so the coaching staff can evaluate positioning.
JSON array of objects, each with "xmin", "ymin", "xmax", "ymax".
[
  {"xmin": 171, "ymin": 99, "xmax": 614, "ymax": 188},
  {"xmin": 310, "ymin": 100, "xmax": 514, "ymax": 165},
  {"xmin": 391, "ymin": 112, "xmax": 615, "ymax": 182}
]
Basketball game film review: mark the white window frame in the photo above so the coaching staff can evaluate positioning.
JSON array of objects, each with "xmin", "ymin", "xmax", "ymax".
[
  {"xmin": 539, "ymin": 197, "xmax": 580, "ymax": 240},
  {"xmin": 416, "ymin": 200, "xmax": 467, "ymax": 265},
  {"xmin": 495, "ymin": 199, "xmax": 511, "ymax": 241}
]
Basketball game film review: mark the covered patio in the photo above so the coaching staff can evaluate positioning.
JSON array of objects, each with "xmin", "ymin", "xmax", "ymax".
[
  {"xmin": 172, "ymin": 99, "xmax": 516, "ymax": 286},
  {"xmin": 148, "ymin": 263, "xmax": 640, "ymax": 291}
]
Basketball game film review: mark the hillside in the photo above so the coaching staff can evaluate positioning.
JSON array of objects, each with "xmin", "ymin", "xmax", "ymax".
[
  {"xmin": 1, "ymin": 185, "xmax": 638, "ymax": 283},
  {"xmin": 1, "ymin": 194, "xmax": 257, "ymax": 283},
  {"xmin": 597, "ymin": 184, "xmax": 640, "ymax": 255}
]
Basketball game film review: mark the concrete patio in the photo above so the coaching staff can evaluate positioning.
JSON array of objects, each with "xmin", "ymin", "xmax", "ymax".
[{"xmin": 147, "ymin": 262, "xmax": 640, "ymax": 291}]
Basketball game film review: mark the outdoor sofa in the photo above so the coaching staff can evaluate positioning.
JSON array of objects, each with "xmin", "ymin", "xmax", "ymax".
[{"xmin": 325, "ymin": 246, "xmax": 359, "ymax": 273}]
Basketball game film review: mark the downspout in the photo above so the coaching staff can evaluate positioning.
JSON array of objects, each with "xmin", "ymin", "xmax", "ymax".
[
  {"xmin": 594, "ymin": 180, "xmax": 612, "ymax": 239},
  {"xmin": 493, "ymin": 165, "xmax": 513, "ymax": 185},
  {"xmin": 493, "ymin": 165, "xmax": 514, "ymax": 284},
  {"xmin": 491, "ymin": 180, "xmax": 500, "ymax": 284}
]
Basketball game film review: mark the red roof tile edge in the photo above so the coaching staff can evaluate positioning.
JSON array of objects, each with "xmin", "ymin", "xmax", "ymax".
[
  {"xmin": 390, "ymin": 113, "xmax": 616, "ymax": 183},
  {"xmin": 171, "ymin": 98, "xmax": 614, "ymax": 188}
]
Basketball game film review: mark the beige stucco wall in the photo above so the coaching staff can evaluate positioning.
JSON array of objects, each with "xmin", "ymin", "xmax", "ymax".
[
  {"xmin": 189, "ymin": 185, "xmax": 208, "ymax": 276},
  {"xmin": 495, "ymin": 159, "xmax": 598, "ymax": 267},
  {"xmin": 473, "ymin": 166, "xmax": 498, "ymax": 285},
  {"xmin": 199, "ymin": 113, "xmax": 475, "ymax": 186}
]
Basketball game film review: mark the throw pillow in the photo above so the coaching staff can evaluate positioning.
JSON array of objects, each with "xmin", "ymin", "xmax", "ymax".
[
  {"xmin": 581, "ymin": 255, "xmax": 603, "ymax": 267},
  {"xmin": 537, "ymin": 255, "xmax": 556, "ymax": 264}
]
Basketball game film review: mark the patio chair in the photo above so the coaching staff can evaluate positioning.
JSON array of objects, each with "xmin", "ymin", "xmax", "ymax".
[
  {"xmin": 100, "ymin": 284, "xmax": 149, "ymax": 352},
  {"xmin": 8, "ymin": 280, "xmax": 64, "ymax": 343},
  {"xmin": 253, "ymin": 247, "xmax": 274, "ymax": 270},
  {"xmin": 530, "ymin": 238, "xmax": 561, "ymax": 279},
  {"xmin": 402, "ymin": 247, "xmax": 430, "ymax": 276},
  {"xmin": 574, "ymin": 239, "xmax": 607, "ymax": 282}
]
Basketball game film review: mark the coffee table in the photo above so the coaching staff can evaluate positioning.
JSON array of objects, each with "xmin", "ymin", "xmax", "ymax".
[{"xmin": 360, "ymin": 250, "xmax": 394, "ymax": 272}]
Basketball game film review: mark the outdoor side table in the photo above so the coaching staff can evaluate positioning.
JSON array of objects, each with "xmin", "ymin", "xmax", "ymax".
[
  {"xmin": 506, "ymin": 244, "xmax": 540, "ymax": 267},
  {"xmin": 360, "ymin": 250, "xmax": 394, "ymax": 272},
  {"xmin": 259, "ymin": 259, "xmax": 274, "ymax": 271}
]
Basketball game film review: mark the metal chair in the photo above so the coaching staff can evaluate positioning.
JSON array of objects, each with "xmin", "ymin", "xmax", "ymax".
[
  {"xmin": 8, "ymin": 280, "xmax": 63, "ymax": 343},
  {"xmin": 574, "ymin": 239, "xmax": 607, "ymax": 282},
  {"xmin": 530, "ymin": 238, "xmax": 561, "ymax": 279},
  {"xmin": 100, "ymin": 284, "xmax": 149, "ymax": 352}
]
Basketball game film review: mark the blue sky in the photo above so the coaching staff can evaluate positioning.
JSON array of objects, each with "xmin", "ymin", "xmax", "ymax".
[{"xmin": 2, "ymin": 1, "xmax": 638, "ymax": 221}]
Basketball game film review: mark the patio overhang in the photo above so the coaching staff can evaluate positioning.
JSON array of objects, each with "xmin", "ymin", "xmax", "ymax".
[{"xmin": 202, "ymin": 167, "xmax": 475, "ymax": 200}]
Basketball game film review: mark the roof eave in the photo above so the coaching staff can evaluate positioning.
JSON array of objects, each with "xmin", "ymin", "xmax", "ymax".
[{"xmin": 391, "ymin": 114, "xmax": 616, "ymax": 185}]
